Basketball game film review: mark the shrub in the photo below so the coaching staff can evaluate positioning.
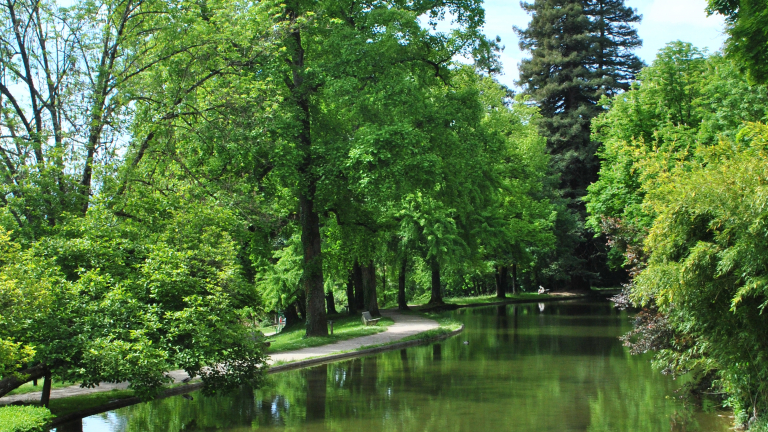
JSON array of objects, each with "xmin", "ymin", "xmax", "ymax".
[{"xmin": 0, "ymin": 406, "xmax": 54, "ymax": 432}]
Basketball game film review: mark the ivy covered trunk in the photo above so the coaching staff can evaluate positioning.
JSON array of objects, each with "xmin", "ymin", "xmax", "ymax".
[
  {"xmin": 299, "ymin": 190, "xmax": 327, "ymax": 336},
  {"xmin": 287, "ymin": 2, "xmax": 326, "ymax": 337}
]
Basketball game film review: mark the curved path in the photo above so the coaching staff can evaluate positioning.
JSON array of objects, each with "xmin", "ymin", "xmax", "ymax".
[
  {"xmin": 1, "ymin": 310, "xmax": 438, "ymax": 404},
  {"xmin": 268, "ymin": 310, "xmax": 438, "ymax": 364}
]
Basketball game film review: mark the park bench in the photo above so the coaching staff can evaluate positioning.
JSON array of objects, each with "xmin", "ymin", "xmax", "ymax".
[{"xmin": 361, "ymin": 311, "xmax": 381, "ymax": 326}]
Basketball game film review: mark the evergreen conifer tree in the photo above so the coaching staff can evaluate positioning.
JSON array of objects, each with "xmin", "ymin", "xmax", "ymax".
[{"xmin": 515, "ymin": 0, "xmax": 642, "ymax": 289}]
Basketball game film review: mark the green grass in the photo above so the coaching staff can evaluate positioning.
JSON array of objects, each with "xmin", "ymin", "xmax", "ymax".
[
  {"xmin": 267, "ymin": 313, "xmax": 395, "ymax": 353},
  {"xmin": 334, "ymin": 311, "xmax": 462, "ymax": 352},
  {"xmin": 47, "ymin": 389, "xmax": 136, "ymax": 417},
  {"xmin": 7, "ymin": 380, "xmax": 76, "ymax": 396},
  {"xmin": 417, "ymin": 311, "xmax": 463, "ymax": 330},
  {"xmin": 404, "ymin": 292, "xmax": 559, "ymax": 309}
]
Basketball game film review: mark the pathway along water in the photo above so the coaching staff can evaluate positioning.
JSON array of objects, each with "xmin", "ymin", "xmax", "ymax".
[{"xmin": 55, "ymin": 300, "xmax": 733, "ymax": 432}]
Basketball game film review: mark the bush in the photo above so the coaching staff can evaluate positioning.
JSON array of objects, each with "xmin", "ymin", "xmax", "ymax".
[{"xmin": 0, "ymin": 406, "xmax": 54, "ymax": 432}]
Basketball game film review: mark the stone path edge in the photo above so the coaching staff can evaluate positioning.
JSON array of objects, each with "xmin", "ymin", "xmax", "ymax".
[{"xmin": 49, "ymin": 324, "xmax": 464, "ymax": 427}]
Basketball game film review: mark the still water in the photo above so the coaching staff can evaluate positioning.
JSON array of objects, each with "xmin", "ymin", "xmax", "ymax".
[{"xmin": 62, "ymin": 301, "xmax": 732, "ymax": 432}]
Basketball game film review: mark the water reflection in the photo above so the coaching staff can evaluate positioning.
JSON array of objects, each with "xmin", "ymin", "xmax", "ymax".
[{"xmin": 68, "ymin": 301, "xmax": 732, "ymax": 432}]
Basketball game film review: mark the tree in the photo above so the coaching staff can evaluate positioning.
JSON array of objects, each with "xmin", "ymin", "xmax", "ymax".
[
  {"xmin": 515, "ymin": 0, "xmax": 642, "ymax": 289},
  {"xmin": 0, "ymin": 0, "xmax": 279, "ymax": 403},
  {"xmin": 264, "ymin": 0, "xmax": 487, "ymax": 334},
  {"xmin": 708, "ymin": 0, "xmax": 768, "ymax": 85},
  {"xmin": 584, "ymin": 0, "xmax": 644, "ymax": 99},
  {"xmin": 587, "ymin": 40, "xmax": 768, "ymax": 428},
  {"xmin": 586, "ymin": 43, "xmax": 768, "ymax": 268},
  {"xmin": 516, "ymin": 0, "xmax": 596, "ymax": 203},
  {"xmin": 630, "ymin": 124, "xmax": 768, "ymax": 427},
  {"xmin": 0, "ymin": 206, "xmax": 268, "ymax": 402}
]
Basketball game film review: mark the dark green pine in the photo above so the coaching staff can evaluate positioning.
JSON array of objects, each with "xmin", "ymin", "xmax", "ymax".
[{"xmin": 515, "ymin": 0, "xmax": 642, "ymax": 289}]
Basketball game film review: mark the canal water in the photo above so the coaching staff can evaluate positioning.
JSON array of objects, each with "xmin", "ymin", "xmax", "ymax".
[{"xmin": 63, "ymin": 301, "xmax": 733, "ymax": 432}]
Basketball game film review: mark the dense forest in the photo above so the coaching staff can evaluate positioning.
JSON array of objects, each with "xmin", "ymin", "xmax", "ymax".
[{"xmin": 0, "ymin": 0, "xmax": 767, "ymax": 429}]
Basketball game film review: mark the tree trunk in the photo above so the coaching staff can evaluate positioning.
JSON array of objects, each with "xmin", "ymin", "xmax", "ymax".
[
  {"xmin": 287, "ymin": 9, "xmax": 327, "ymax": 337},
  {"xmin": 0, "ymin": 364, "xmax": 48, "ymax": 398},
  {"xmin": 284, "ymin": 300, "xmax": 301, "ymax": 327},
  {"xmin": 41, "ymin": 371, "xmax": 52, "ymax": 408},
  {"xmin": 381, "ymin": 264, "xmax": 386, "ymax": 305},
  {"xmin": 353, "ymin": 259, "xmax": 365, "ymax": 311},
  {"xmin": 428, "ymin": 259, "xmax": 444, "ymax": 305},
  {"xmin": 398, "ymin": 256, "xmax": 410, "ymax": 310},
  {"xmin": 496, "ymin": 266, "xmax": 508, "ymax": 298},
  {"xmin": 346, "ymin": 271, "xmax": 357, "ymax": 316},
  {"xmin": 511, "ymin": 263, "xmax": 518, "ymax": 295},
  {"xmin": 325, "ymin": 289, "xmax": 337, "ymax": 315},
  {"xmin": 495, "ymin": 268, "xmax": 501, "ymax": 297},
  {"xmin": 299, "ymin": 191, "xmax": 326, "ymax": 336},
  {"xmin": 362, "ymin": 260, "xmax": 380, "ymax": 317}
]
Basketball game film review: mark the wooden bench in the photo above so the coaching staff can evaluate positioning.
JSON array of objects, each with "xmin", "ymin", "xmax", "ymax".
[{"xmin": 361, "ymin": 311, "xmax": 381, "ymax": 326}]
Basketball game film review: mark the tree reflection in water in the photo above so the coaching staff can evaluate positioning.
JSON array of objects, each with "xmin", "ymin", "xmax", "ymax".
[{"xmin": 74, "ymin": 301, "xmax": 733, "ymax": 432}]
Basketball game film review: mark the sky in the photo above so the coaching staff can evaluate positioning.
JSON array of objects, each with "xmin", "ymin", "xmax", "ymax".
[{"xmin": 479, "ymin": 0, "xmax": 727, "ymax": 89}]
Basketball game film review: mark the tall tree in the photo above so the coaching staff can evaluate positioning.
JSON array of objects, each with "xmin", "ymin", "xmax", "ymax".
[
  {"xmin": 0, "ymin": 0, "xmax": 275, "ymax": 401},
  {"xmin": 268, "ymin": 0, "xmax": 486, "ymax": 335},
  {"xmin": 515, "ymin": 0, "xmax": 642, "ymax": 289},
  {"xmin": 585, "ymin": 0, "xmax": 644, "ymax": 99}
]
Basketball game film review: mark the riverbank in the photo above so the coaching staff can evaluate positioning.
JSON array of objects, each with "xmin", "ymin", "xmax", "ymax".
[
  {"xmin": 410, "ymin": 290, "xmax": 597, "ymax": 312},
  {"xmin": 4, "ymin": 292, "xmax": 594, "ymax": 426},
  {"xmin": 1, "ymin": 309, "xmax": 459, "ymax": 410}
]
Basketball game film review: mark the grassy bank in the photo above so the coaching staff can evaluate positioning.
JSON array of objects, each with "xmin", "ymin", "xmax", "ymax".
[
  {"xmin": 48, "ymin": 389, "xmax": 136, "ymax": 417},
  {"xmin": 270, "ymin": 310, "xmax": 464, "ymax": 365},
  {"xmin": 382, "ymin": 311, "xmax": 462, "ymax": 344},
  {"xmin": 401, "ymin": 292, "xmax": 564, "ymax": 310},
  {"xmin": 7, "ymin": 380, "xmax": 75, "ymax": 396},
  {"xmin": 267, "ymin": 313, "xmax": 395, "ymax": 353},
  {"xmin": 440, "ymin": 293, "xmax": 556, "ymax": 305}
]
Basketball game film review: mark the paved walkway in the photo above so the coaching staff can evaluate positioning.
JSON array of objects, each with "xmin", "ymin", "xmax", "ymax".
[
  {"xmin": 269, "ymin": 310, "xmax": 437, "ymax": 364},
  {"xmin": 1, "ymin": 310, "xmax": 437, "ymax": 404}
]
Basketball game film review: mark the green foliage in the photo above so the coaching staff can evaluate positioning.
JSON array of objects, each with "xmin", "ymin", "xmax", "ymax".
[
  {"xmin": 587, "ymin": 43, "xmax": 768, "ymax": 267},
  {"xmin": 589, "ymin": 37, "xmax": 768, "ymax": 427},
  {"xmin": 0, "ymin": 406, "xmax": 53, "ymax": 432},
  {"xmin": 708, "ymin": 0, "xmax": 768, "ymax": 85},
  {"xmin": 0, "ymin": 0, "xmax": 553, "ymax": 402},
  {"xmin": 0, "ymin": 204, "xmax": 267, "ymax": 398},
  {"xmin": 629, "ymin": 123, "xmax": 768, "ymax": 423}
]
